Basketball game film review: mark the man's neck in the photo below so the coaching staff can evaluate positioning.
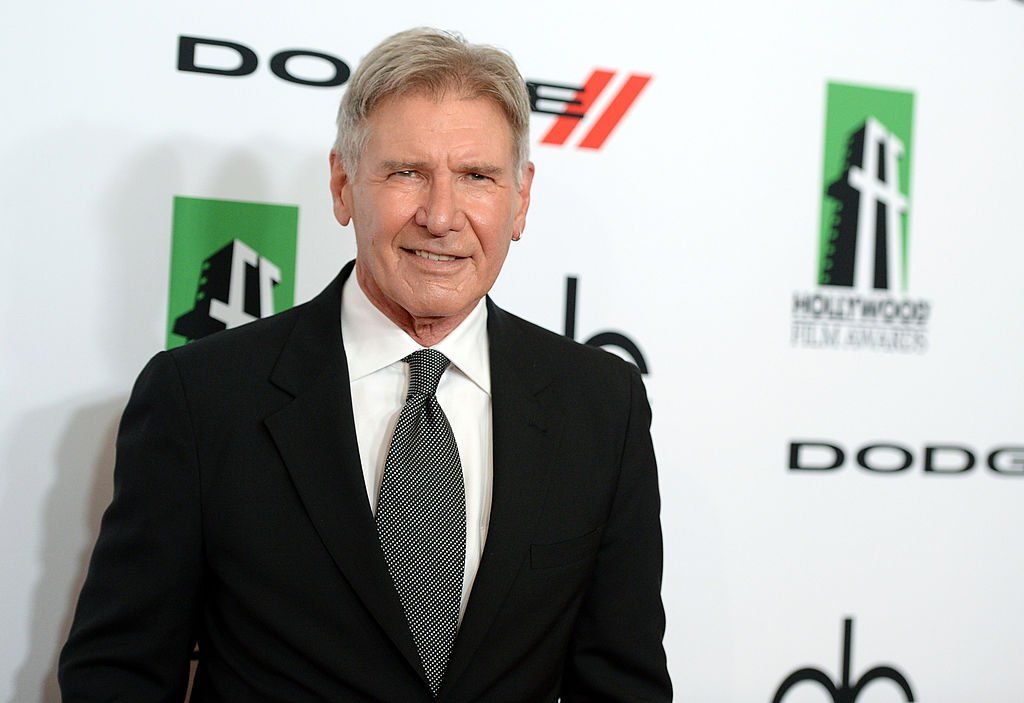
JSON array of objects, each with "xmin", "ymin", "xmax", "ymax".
[{"xmin": 355, "ymin": 263, "xmax": 476, "ymax": 347}]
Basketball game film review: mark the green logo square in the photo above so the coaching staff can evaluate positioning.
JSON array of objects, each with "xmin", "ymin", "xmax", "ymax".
[
  {"xmin": 818, "ymin": 82, "xmax": 915, "ymax": 291},
  {"xmin": 167, "ymin": 196, "xmax": 299, "ymax": 349}
]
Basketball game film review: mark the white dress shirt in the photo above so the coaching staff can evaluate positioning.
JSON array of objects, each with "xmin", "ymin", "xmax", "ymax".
[{"xmin": 340, "ymin": 273, "xmax": 492, "ymax": 620}]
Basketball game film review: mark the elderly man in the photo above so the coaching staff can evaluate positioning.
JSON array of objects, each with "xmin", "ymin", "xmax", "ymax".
[{"xmin": 60, "ymin": 28, "xmax": 671, "ymax": 702}]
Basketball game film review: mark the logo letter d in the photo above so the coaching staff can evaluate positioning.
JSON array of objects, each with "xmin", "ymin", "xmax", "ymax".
[
  {"xmin": 178, "ymin": 36, "xmax": 258, "ymax": 77},
  {"xmin": 789, "ymin": 441, "xmax": 845, "ymax": 471}
]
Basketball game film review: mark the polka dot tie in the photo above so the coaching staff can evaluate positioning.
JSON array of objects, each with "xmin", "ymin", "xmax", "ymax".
[{"xmin": 375, "ymin": 349, "xmax": 466, "ymax": 697}]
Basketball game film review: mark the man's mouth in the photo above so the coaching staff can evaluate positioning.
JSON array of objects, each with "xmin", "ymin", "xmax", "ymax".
[{"xmin": 413, "ymin": 249, "xmax": 459, "ymax": 262}]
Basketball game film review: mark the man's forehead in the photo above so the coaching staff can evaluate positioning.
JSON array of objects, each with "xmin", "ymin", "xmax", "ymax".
[
  {"xmin": 362, "ymin": 95, "xmax": 516, "ymax": 166},
  {"xmin": 369, "ymin": 86, "xmax": 497, "ymax": 115},
  {"xmin": 366, "ymin": 92, "xmax": 510, "ymax": 132}
]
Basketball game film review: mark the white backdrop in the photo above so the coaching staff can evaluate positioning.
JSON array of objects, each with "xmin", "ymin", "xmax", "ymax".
[{"xmin": 3, "ymin": 1, "xmax": 1023, "ymax": 700}]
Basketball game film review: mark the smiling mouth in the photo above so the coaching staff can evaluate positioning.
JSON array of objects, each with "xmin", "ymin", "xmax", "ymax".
[{"xmin": 413, "ymin": 249, "xmax": 459, "ymax": 262}]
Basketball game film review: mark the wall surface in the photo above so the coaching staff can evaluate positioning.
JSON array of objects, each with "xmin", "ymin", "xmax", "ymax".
[{"xmin": 3, "ymin": 1, "xmax": 1022, "ymax": 700}]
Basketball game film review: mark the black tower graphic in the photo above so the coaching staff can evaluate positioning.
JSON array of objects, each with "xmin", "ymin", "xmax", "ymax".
[
  {"xmin": 173, "ymin": 239, "xmax": 279, "ymax": 342},
  {"xmin": 822, "ymin": 124, "xmax": 866, "ymax": 287},
  {"xmin": 821, "ymin": 117, "xmax": 907, "ymax": 291}
]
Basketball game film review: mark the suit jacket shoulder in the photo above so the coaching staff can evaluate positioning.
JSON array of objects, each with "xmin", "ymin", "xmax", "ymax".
[
  {"xmin": 167, "ymin": 266, "xmax": 347, "ymax": 393},
  {"xmin": 485, "ymin": 298, "xmax": 641, "ymax": 408}
]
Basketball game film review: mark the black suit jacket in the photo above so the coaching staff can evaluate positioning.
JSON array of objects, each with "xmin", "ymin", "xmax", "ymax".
[{"xmin": 60, "ymin": 262, "xmax": 671, "ymax": 702}]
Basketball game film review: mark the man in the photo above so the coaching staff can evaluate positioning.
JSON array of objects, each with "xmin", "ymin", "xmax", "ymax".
[{"xmin": 60, "ymin": 28, "xmax": 671, "ymax": 702}]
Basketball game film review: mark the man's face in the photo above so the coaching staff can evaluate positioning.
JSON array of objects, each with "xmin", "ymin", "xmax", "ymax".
[{"xmin": 330, "ymin": 93, "xmax": 534, "ymax": 330}]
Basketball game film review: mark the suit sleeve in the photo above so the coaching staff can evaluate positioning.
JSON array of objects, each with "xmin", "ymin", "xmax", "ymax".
[
  {"xmin": 561, "ymin": 366, "xmax": 673, "ymax": 702},
  {"xmin": 59, "ymin": 351, "xmax": 203, "ymax": 702}
]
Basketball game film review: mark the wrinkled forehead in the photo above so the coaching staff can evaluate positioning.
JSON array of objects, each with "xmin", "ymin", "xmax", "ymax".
[
  {"xmin": 366, "ymin": 82, "xmax": 514, "ymax": 129},
  {"xmin": 362, "ymin": 91, "xmax": 517, "ymax": 160}
]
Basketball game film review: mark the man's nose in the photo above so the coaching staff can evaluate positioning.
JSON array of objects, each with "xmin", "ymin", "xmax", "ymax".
[{"xmin": 415, "ymin": 178, "xmax": 467, "ymax": 235}]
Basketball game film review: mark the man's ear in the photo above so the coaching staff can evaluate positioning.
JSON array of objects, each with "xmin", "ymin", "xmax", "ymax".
[
  {"xmin": 329, "ymin": 151, "xmax": 353, "ymax": 226},
  {"xmin": 513, "ymin": 161, "xmax": 535, "ymax": 237}
]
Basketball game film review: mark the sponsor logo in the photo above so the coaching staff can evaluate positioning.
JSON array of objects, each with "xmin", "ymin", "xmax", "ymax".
[
  {"xmin": 167, "ymin": 196, "xmax": 298, "ymax": 348},
  {"xmin": 178, "ymin": 36, "xmax": 350, "ymax": 87},
  {"xmin": 563, "ymin": 276, "xmax": 649, "ymax": 373},
  {"xmin": 792, "ymin": 82, "xmax": 930, "ymax": 353},
  {"xmin": 527, "ymin": 71, "xmax": 652, "ymax": 150},
  {"xmin": 788, "ymin": 441, "xmax": 1024, "ymax": 475},
  {"xmin": 773, "ymin": 618, "xmax": 915, "ymax": 702},
  {"xmin": 176, "ymin": 37, "xmax": 651, "ymax": 148}
]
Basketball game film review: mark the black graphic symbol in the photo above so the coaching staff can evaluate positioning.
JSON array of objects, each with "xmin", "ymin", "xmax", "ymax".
[
  {"xmin": 821, "ymin": 117, "xmax": 907, "ymax": 291},
  {"xmin": 822, "ymin": 123, "xmax": 867, "ymax": 288},
  {"xmin": 174, "ymin": 239, "xmax": 280, "ymax": 342},
  {"xmin": 773, "ymin": 618, "xmax": 915, "ymax": 702},
  {"xmin": 526, "ymin": 80, "xmax": 585, "ymax": 118},
  {"xmin": 563, "ymin": 276, "xmax": 648, "ymax": 373}
]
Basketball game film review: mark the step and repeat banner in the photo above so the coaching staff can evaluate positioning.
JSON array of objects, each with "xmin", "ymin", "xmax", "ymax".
[{"xmin": 3, "ymin": 0, "xmax": 1022, "ymax": 700}]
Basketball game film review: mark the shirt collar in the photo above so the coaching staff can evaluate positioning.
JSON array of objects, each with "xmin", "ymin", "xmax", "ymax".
[{"xmin": 340, "ymin": 272, "xmax": 491, "ymax": 394}]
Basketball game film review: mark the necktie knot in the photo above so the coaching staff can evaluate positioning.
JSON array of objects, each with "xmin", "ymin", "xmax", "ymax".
[{"xmin": 404, "ymin": 349, "xmax": 450, "ymax": 399}]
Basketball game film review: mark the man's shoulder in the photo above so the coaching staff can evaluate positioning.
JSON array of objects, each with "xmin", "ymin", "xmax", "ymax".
[
  {"xmin": 165, "ymin": 266, "xmax": 349, "ymax": 378},
  {"xmin": 168, "ymin": 299, "xmax": 309, "ymax": 367},
  {"xmin": 156, "ymin": 286, "xmax": 341, "ymax": 406},
  {"xmin": 487, "ymin": 301, "xmax": 641, "ymax": 391}
]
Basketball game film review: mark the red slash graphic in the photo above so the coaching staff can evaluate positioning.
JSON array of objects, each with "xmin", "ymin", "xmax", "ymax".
[{"xmin": 540, "ymin": 69, "xmax": 651, "ymax": 150}]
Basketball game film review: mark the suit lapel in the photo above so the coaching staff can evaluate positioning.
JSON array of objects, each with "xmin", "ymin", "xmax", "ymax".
[
  {"xmin": 441, "ymin": 300, "xmax": 557, "ymax": 695},
  {"xmin": 262, "ymin": 263, "xmax": 427, "ymax": 686}
]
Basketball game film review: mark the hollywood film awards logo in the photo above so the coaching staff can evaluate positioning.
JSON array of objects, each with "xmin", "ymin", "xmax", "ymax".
[
  {"xmin": 791, "ymin": 82, "xmax": 931, "ymax": 353},
  {"xmin": 773, "ymin": 618, "xmax": 915, "ymax": 702},
  {"xmin": 167, "ymin": 196, "xmax": 298, "ymax": 349}
]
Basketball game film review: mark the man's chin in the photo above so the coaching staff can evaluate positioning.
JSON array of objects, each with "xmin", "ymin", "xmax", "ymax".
[
  {"xmin": 394, "ymin": 276, "xmax": 486, "ymax": 320},
  {"xmin": 401, "ymin": 297, "xmax": 480, "ymax": 323}
]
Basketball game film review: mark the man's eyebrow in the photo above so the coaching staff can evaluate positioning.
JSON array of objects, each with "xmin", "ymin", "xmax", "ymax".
[
  {"xmin": 457, "ymin": 162, "xmax": 504, "ymax": 177},
  {"xmin": 375, "ymin": 160, "xmax": 506, "ymax": 177},
  {"xmin": 377, "ymin": 160, "xmax": 429, "ymax": 172}
]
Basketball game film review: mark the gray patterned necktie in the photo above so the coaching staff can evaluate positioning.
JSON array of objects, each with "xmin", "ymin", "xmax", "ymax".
[{"xmin": 375, "ymin": 348, "xmax": 466, "ymax": 697}]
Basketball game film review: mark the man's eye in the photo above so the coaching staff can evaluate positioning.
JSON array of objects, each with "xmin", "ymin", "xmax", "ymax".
[
  {"xmin": 466, "ymin": 173, "xmax": 490, "ymax": 182},
  {"xmin": 393, "ymin": 170, "xmax": 416, "ymax": 178}
]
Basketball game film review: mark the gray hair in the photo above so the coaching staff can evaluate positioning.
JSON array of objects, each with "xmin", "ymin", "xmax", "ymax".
[{"xmin": 333, "ymin": 28, "xmax": 531, "ymax": 184}]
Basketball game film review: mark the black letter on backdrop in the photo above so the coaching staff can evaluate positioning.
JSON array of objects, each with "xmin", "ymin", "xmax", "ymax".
[
  {"xmin": 563, "ymin": 276, "xmax": 649, "ymax": 373},
  {"xmin": 789, "ymin": 442, "xmax": 845, "ymax": 471},
  {"xmin": 988, "ymin": 447, "xmax": 1024, "ymax": 475},
  {"xmin": 923, "ymin": 445, "xmax": 975, "ymax": 474},
  {"xmin": 857, "ymin": 444, "xmax": 913, "ymax": 473},
  {"xmin": 526, "ymin": 80, "xmax": 585, "ymax": 117},
  {"xmin": 270, "ymin": 50, "xmax": 350, "ymax": 87},
  {"xmin": 178, "ymin": 36, "xmax": 258, "ymax": 77}
]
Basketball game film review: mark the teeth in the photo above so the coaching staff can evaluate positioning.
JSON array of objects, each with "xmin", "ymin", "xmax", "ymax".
[{"xmin": 415, "ymin": 250, "xmax": 457, "ymax": 262}]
